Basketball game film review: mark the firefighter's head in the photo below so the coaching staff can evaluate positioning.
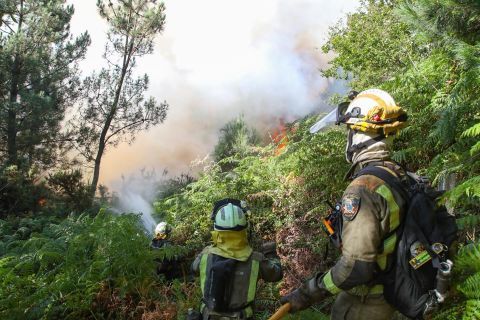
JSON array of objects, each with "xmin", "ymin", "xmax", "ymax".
[{"xmin": 310, "ymin": 88, "xmax": 408, "ymax": 164}]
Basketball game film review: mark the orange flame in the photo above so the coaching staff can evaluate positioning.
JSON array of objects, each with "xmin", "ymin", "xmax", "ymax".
[
  {"xmin": 272, "ymin": 119, "xmax": 292, "ymax": 156},
  {"xmin": 38, "ymin": 198, "xmax": 47, "ymax": 207}
]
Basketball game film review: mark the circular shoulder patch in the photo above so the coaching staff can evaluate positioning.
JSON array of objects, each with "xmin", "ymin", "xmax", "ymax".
[{"xmin": 341, "ymin": 195, "xmax": 361, "ymax": 221}]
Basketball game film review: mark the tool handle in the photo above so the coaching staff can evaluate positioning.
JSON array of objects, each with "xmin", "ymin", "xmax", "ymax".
[{"xmin": 268, "ymin": 303, "xmax": 291, "ymax": 320}]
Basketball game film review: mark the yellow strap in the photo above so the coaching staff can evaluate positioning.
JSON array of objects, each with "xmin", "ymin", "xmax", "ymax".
[
  {"xmin": 247, "ymin": 259, "xmax": 260, "ymax": 303},
  {"xmin": 323, "ymin": 270, "xmax": 342, "ymax": 294},
  {"xmin": 199, "ymin": 254, "xmax": 208, "ymax": 293}
]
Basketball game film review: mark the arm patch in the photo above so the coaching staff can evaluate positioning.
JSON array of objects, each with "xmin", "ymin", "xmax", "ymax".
[{"xmin": 341, "ymin": 195, "xmax": 361, "ymax": 221}]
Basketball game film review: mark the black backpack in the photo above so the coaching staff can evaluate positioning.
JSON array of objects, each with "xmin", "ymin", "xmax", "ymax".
[
  {"xmin": 204, "ymin": 255, "xmax": 237, "ymax": 312},
  {"xmin": 357, "ymin": 166, "xmax": 458, "ymax": 320}
]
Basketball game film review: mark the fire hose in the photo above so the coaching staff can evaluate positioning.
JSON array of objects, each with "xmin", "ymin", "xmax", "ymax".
[{"xmin": 268, "ymin": 303, "xmax": 291, "ymax": 320}]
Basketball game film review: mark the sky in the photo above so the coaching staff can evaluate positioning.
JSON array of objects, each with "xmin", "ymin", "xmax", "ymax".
[{"xmin": 67, "ymin": 0, "xmax": 358, "ymax": 189}]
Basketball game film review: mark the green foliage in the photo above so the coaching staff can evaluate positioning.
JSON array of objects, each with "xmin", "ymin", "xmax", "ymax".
[
  {"xmin": 321, "ymin": 0, "xmax": 421, "ymax": 90},
  {"xmin": 456, "ymin": 215, "xmax": 480, "ymax": 231},
  {"xmin": 0, "ymin": 165, "xmax": 50, "ymax": 217},
  {"xmin": 459, "ymin": 273, "xmax": 480, "ymax": 300},
  {"xmin": 0, "ymin": 0, "xmax": 90, "ymax": 168},
  {"xmin": 455, "ymin": 242, "xmax": 480, "ymax": 272},
  {"xmin": 462, "ymin": 123, "xmax": 480, "ymax": 139},
  {"xmin": 46, "ymin": 169, "xmax": 92, "ymax": 213},
  {"xmin": 447, "ymin": 176, "xmax": 480, "ymax": 207},
  {"xmin": 463, "ymin": 299, "xmax": 480, "ymax": 320},
  {"xmin": 0, "ymin": 210, "xmax": 161, "ymax": 319},
  {"xmin": 462, "ymin": 122, "xmax": 480, "ymax": 156},
  {"xmin": 433, "ymin": 241, "xmax": 480, "ymax": 320},
  {"xmin": 213, "ymin": 115, "xmax": 261, "ymax": 163},
  {"xmin": 3, "ymin": 0, "xmax": 480, "ymax": 319}
]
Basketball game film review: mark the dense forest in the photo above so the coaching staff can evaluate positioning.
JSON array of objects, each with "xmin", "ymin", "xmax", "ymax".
[{"xmin": 1, "ymin": 0, "xmax": 479, "ymax": 319}]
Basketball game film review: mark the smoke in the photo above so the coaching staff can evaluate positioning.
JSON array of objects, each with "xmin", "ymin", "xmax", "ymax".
[
  {"xmin": 111, "ymin": 169, "xmax": 163, "ymax": 234},
  {"xmin": 68, "ymin": 0, "xmax": 356, "ymax": 187}
]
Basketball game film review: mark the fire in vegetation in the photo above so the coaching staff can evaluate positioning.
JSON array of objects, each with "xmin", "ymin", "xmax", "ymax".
[{"xmin": 271, "ymin": 119, "xmax": 298, "ymax": 156}]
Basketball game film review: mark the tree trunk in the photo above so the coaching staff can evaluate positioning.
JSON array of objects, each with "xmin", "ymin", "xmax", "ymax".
[
  {"xmin": 89, "ymin": 42, "xmax": 134, "ymax": 200},
  {"xmin": 6, "ymin": 0, "xmax": 24, "ymax": 166},
  {"xmin": 7, "ymin": 71, "xmax": 19, "ymax": 165}
]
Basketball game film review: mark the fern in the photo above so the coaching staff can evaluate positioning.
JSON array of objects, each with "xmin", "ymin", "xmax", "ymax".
[
  {"xmin": 151, "ymin": 243, "xmax": 191, "ymax": 260},
  {"xmin": 455, "ymin": 242, "xmax": 480, "ymax": 272},
  {"xmin": 462, "ymin": 122, "xmax": 480, "ymax": 156},
  {"xmin": 459, "ymin": 272, "xmax": 480, "ymax": 299},
  {"xmin": 462, "ymin": 123, "xmax": 480, "ymax": 138},
  {"xmin": 446, "ymin": 176, "xmax": 480, "ymax": 207},
  {"xmin": 432, "ymin": 303, "xmax": 466, "ymax": 320},
  {"xmin": 463, "ymin": 299, "xmax": 480, "ymax": 320},
  {"xmin": 470, "ymin": 141, "xmax": 480, "ymax": 156},
  {"xmin": 456, "ymin": 215, "xmax": 480, "ymax": 230}
]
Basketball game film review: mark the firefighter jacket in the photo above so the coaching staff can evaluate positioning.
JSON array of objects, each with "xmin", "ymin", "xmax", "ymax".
[
  {"xmin": 319, "ymin": 161, "xmax": 407, "ymax": 297},
  {"xmin": 151, "ymin": 238, "xmax": 185, "ymax": 280}
]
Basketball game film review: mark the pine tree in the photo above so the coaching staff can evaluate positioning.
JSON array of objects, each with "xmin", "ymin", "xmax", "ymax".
[
  {"xmin": 0, "ymin": 0, "xmax": 90, "ymax": 169},
  {"xmin": 69, "ymin": 0, "xmax": 168, "ymax": 200}
]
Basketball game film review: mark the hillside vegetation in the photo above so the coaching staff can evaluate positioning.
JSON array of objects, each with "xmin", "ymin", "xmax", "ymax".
[{"xmin": 0, "ymin": 0, "xmax": 479, "ymax": 319}]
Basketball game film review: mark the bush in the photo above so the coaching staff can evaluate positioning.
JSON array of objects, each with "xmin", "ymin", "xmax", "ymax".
[
  {"xmin": 0, "ymin": 210, "xmax": 162, "ymax": 319},
  {"xmin": 0, "ymin": 165, "xmax": 50, "ymax": 217}
]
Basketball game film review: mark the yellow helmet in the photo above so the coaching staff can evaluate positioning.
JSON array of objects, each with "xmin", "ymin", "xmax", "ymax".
[
  {"xmin": 340, "ymin": 89, "xmax": 408, "ymax": 135},
  {"xmin": 310, "ymin": 89, "xmax": 408, "ymax": 136}
]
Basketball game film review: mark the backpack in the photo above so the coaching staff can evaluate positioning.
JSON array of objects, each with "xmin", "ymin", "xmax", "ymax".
[
  {"xmin": 357, "ymin": 166, "xmax": 458, "ymax": 320},
  {"xmin": 204, "ymin": 255, "xmax": 237, "ymax": 312}
]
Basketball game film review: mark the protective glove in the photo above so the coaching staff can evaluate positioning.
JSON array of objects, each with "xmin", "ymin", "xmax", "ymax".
[
  {"xmin": 261, "ymin": 241, "xmax": 278, "ymax": 258},
  {"xmin": 280, "ymin": 287, "xmax": 313, "ymax": 313},
  {"xmin": 280, "ymin": 273, "xmax": 331, "ymax": 313}
]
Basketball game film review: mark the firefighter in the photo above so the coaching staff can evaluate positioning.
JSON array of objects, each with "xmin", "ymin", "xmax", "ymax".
[
  {"xmin": 151, "ymin": 222, "xmax": 185, "ymax": 280},
  {"xmin": 281, "ymin": 89, "xmax": 409, "ymax": 319},
  {"xmin": 190, "ymin": 198, "xmax": 283, "ymax": 320},
  {"xmin": 151, "ymin": 222, "xmax": 173, "ymax": 249}
]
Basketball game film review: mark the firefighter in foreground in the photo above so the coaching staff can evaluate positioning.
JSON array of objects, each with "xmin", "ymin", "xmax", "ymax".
[
  {"xmin": 190, "ymin": 198, "xmax": 283, "ymax": 320},
  {"xmin": 281, "ymin": 89, "xmax": 409, "ymax": 319}
]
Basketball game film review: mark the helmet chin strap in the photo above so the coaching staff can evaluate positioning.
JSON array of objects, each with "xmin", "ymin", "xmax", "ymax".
[{"xmin": 346, "ymin": 130, "xmax": 386, "ymax": 163}]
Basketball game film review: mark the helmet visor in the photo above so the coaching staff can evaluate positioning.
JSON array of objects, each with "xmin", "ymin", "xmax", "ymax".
[
  {"xmin": 310, "ymin": 101, "xmax": 352, "ymax": 134},
  {"xmin": 336, "ymin": 101, "xmax": 351, "ymax": 124},
  {"xmin": 309, "ymin": 108, "xmax": 337, "ymax": 133}
]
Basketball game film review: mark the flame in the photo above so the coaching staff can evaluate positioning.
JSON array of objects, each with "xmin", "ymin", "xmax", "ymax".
[
  {"xmin": 271, "ymin": 119, "xmax": 297, "ymax": 156},
  {"xmin": 38, "ymin": 198, "xmax": 47, "ymax": 207}
]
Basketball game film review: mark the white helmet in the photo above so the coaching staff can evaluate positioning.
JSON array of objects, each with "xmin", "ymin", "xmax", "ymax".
[
  {"xmin": 211, "ymin": 198, "xmax": 248, "ymax": 231},
  {"xmin": 155, "ymin": 222, "xmax": 172, "ymax": 238}
]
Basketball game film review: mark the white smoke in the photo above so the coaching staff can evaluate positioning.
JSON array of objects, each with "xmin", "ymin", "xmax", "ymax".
[
  {"xmin": 112, "ymin": 169, "xmax": 163, "ymax": 234},
  {"xmin": 68, "ymin": 0, "xmax": 357, "ymax": 187}
]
